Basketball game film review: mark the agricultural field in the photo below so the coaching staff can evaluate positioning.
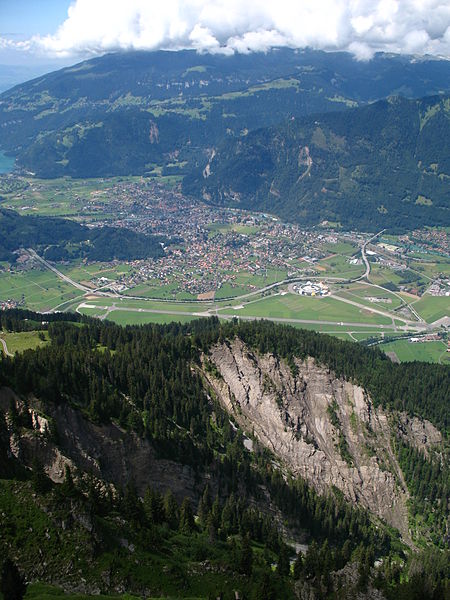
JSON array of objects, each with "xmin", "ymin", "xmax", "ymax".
[
  {"xmin": 58, "ymin": 263, "xmax": 133, "ymax": 284},
  {"xmin": 122, "ymin": 281, "xmax": 197, "ymax": 300},
  {"xmin": 81, "ymin": 297, "xmax": 214, "ymax": 313},
  {"xmin": 409, "ymin": 295, "xmax": 450, "ymax": 323},
  {"xmin": 407, "ymin": 259, "xmax": 449, "ymax": 279},
  {"xmin": 106, "ymin": 311, "xmax": 199, "ymax": 326},
  {"xmin": 317, "ymin": 254, "xmax": 364, "ymax": 279},
  {"xmin": 380, "ymin": 339, "xmax": 449, "ymax": 364},
  {"xmin": 333, "ymin": 283, "xmax": 405, "ymax": 311},
  {"xmin": 222, "ymin": 292, "xmax": 393, "ymax": 325},
  {"xmin": 368, "ymin": 264, "xmax": 428, "ymax": 291},
  {"xmin": 215, "ymin": 283, "xmax": 251, "ymax": 300},
  {"xmin": 0, "ymin": 268, "xmax": 81, "ymax": 312},
  {"xmin": 322, "ymin": 241, "xmax": 359, "ymax": 255},
  {"xmin": 207, "ymin": 222, "xmax": 261, "ymax": 236}
]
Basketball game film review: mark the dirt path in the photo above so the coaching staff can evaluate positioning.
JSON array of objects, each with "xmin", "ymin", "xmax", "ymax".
[{"xmin": 0, "ymin": 337, "xmax": 13, "ymax": 357}]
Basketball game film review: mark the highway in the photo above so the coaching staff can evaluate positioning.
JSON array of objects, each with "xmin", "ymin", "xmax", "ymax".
[{"xmin": 28, "ymin": 249, "xmax": 92, "ymax": 293}]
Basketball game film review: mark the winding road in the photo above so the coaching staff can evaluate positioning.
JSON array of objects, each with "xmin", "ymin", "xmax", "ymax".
[
  {"xmin": 353, "ymin": 229, "xmax": 385, "ymax": 282},
  {"xmin": 0, "ymin": 337, "xmax": 12, "ymax": 357}
]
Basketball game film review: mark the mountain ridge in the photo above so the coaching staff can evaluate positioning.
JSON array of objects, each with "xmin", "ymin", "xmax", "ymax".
[
  {"xmin": 1, "ymin": 49, "xmax": 449, "ymax": 179},
  {"xmin": 183, "ymin": 93, "xmax": 450, "ymax": 231}
]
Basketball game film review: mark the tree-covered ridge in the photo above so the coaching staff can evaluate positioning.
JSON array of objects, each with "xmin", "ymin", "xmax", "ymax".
[
  {"xmin": 1, "ymin": 311, "xmax": 448, "ymax": 434},
  {"xmin": 184, "ymin": 95, "xmax": 450, "ymax": 231},
  {"xmin": 0, "ymin": 208, "xmax": 165, "ymax": 262},
  {"xmin": 0, "ymin": 310, "xmax": 448, "ymax": 597}
]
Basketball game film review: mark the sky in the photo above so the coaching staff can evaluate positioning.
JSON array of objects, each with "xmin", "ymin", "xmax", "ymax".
[{"xmin": 1, "ymin": 0, "xmax": 450, "ymax": 73}]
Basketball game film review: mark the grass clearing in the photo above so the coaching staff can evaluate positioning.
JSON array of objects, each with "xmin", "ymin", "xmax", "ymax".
[
  {"xmin": 0, "ymin": 330, "xmax": 49, "ymax": 355},
  {"xmin": 380, "ymin": 339, "xmax": 449, "ymax": 363}
]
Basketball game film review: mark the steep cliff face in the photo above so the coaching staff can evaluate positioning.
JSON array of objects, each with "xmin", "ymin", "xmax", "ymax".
[
  {"xmin": 202, "ymin": 339, "xmax": 441, "ymax": 539},
  {"xmin": 0, "ymin": 387, "xmax": 198, "ymax": 500},
  {"xmin": 1, "ymin": 334, "xmax": 443, "ymax": 544}
]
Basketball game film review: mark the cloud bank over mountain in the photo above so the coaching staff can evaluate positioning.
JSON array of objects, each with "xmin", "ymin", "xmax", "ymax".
[{"xmin": 3, "ymin": 0, "xmax": 450, "ymax": 60}]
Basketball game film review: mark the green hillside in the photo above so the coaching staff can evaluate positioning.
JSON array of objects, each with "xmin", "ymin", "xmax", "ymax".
[
  {"xmin": 0, "ymin": 208, "xmax": 165, "ymax": 262},
  {"xmin": 184, "ymin": 95, "xmax": 450, "ymax": 231},
  {"xmin": 0, "ymin": 49, "xmax": 449, "ymax": 178}
]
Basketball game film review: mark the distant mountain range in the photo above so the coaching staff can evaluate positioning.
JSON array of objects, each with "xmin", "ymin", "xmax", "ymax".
[
  {"xmin": 184, "ymin": 94, "xmax": 450, "ymax": 231},
  {"xmin": 0, "ymin": 48, "xmax": 449, "ymax": 180}
]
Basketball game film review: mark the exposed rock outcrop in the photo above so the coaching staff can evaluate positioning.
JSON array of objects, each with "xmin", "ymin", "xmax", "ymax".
[
  {"xmin": 203, "ymin": 339, "xmax": 421, "ymax": 538},
  {"xmin": 0, "ymin": 387, "xmax": 198, "ymax": 500},
  {"xmin": 397, "ymin": 413, "xmax": 442, "ymax": 455}
]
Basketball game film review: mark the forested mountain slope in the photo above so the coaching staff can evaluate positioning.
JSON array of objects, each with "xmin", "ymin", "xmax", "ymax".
[
  {"xmin": 183, "ymin": 94, "xmax": 450, "ymax": 231},
  {"xmin": 0, "ymin": 310, "xmax": 448, "ymax": 598},
  {"xmin": 0, "ymin": 208, "xmax": 165, "ymax": 262},
  {"xmin": 0, "ymin": 49, "xmax": 449, "ymax": 178}
]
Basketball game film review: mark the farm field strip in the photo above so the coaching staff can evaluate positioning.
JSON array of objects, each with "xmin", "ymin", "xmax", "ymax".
[{"xmin": 408, "ymin": 294, "xmax": 449, "ymax": 323}]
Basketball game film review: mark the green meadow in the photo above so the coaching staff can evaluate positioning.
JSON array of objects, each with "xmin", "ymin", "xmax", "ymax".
[
  {"xmin": 318, "ymin": 254, "xmax": 364, "ymax": 279},
  {"xmin": 105, "ymin": 311, "xmax": 199, "ymax": 326},
  {"xmin": 410, "ymin": 295, "xmax": 449, "ymax": 323},
  {"xmin": 381, "ymin": 339, "xmax": 449, "ymax": 363},
  {"xmin": 0, "ymin": 330, "xmax": 49, "ymax": 355},
  {"xmin": 333, "ymin": 283, "xmax": 404, "ymax": 311},
  {"xmin": 222, "ymin": 293, "xmax": 392, "ymax": 325}
]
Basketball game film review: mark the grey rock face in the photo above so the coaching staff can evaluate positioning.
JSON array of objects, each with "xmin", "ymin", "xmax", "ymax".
[
  {"xmin": 0, "ymin": 387, "xmax": 198, "ymax": 501},
  {"xmin": 204, "ymin": 339, "xmax": 419, "ymax": 538}
]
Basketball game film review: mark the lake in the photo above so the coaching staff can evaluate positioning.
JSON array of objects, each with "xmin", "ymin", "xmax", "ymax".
[{"xmin": 0, "ymin": 151, "xmax": 15, "ymax": 174}]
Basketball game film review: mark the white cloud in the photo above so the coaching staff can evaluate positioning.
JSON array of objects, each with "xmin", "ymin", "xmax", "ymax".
[{"xmin": 2, "ymin": 0, "xmax": 450, "ymax": 60}]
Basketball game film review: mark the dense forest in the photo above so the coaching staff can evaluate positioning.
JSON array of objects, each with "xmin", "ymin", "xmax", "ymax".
[
  {"xmin": 184, "ymin": 95, "xmax": 450, "ymax": 231},
  {"xmin": 0, "ymin": 310, "xmax": 448, "ymax": 598},
  {"xmin": 0, "ymin": 208, "xmax": 165, "ymax": 262}
]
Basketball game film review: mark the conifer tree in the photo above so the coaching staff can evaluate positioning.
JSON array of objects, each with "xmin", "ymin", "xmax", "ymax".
[
  {"xmin": 179, "ymin": 497, "xmax": 195, "ymax": 533},
  {"xmin": 197, "ymin": 484, "xmax": 211, "ymax": 527},
  {"xmin": 163, "ymin": 490, "xmax": 179, "ymax": 529},
  {"xmin": 239, "ymin": 533, "xmax": 253, "ymax": 576},
  {"xmin": 277, "ymin": 543, "xmax": 290, "ymax": 577},
  {"xmin": 31, "ymin": 457, "xmax": 51, "ymax": 494},
  {"xmin": 293, "ymin": 551, "xmax": 304, "ymax": 580},
  {"xmin": 60, "ymin": 465, "xmax": 77, "ymax": 498}
]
